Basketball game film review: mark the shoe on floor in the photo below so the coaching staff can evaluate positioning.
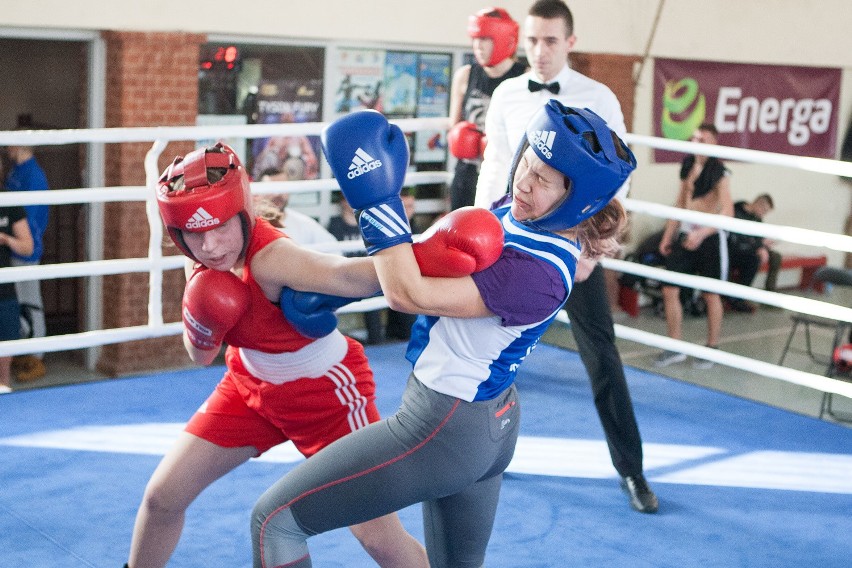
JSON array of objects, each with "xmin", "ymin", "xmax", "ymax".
[
  {"xmin": 691, "ymin": 346, "xmax": 719, "ymax": 370},
  {"xmin": 0, "ymin": 384, "xmax": 12, "ymax": 394},
  {"xmin": 621, "ymin": 474, "xmax": 659, "ymax": 514},
  {"xmin": 653, "ymin": 350, "xmax": 686, "ymax": 367},
  {"xmin": 14, "ymin": 355, "xmax": 46, "ymax": 382}
]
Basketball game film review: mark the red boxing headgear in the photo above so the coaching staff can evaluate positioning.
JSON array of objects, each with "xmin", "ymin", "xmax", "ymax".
[
  {"xmin": 467, "ymin": 7, "xmax": 519, "ymax": 67},
  {"xmin": 156, "ymin": 143, "xmax": 254, "ymax": 261}
]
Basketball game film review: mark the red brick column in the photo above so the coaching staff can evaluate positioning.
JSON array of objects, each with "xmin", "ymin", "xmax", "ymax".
[
  {"xmin": 98, "ymin": 31, "xmax": 206, "ymax": 376},
  {"xmin": 570, "ymin": 52, "xmax": 640, "ymax": 131},
  {"xmin": 570, "ymin": 53, "xmax": 641, "ymax": 298}
]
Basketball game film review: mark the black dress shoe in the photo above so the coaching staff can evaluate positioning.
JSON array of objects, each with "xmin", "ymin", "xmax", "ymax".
[{"xmin": 620, "ymin": 474, "xmax": 659, "ymax": 513}]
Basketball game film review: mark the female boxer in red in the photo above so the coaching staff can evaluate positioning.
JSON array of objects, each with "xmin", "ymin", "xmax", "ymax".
[{"xmin": 124, "ymin": 143, "xmax": 428, "ymax": 568}]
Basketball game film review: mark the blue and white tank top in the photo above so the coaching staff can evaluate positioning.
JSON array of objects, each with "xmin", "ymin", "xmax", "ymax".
[{"xmin": 405, "ymin": 206, "xmax": 580, "ymax": 401}]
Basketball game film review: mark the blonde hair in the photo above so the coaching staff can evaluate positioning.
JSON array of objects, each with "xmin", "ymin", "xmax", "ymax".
[
  {"xmin": 569, "ymin": 199, "xmax": 628, "ymax": 259},
  {"xmin": 253, "ymin": 196, "xmax": 284, "ymax": 228}
]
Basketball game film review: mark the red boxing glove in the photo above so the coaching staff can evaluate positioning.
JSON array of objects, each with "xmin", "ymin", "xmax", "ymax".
[
  {"xmin": 413, "ymin": 206, "xmax": 504, "ymax": 278},
  {"xmin": 182, "ymin": 267, "xmax": 251, "ymax": 350},
  {"xmin": 448, "ymin": 121, "xmax": 485, "ymax": 160}
]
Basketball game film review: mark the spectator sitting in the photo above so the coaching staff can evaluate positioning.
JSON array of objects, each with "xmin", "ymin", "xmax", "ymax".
[{"xmin": 727, "ymin": 193, "xmax": 782, "ymax": 312}]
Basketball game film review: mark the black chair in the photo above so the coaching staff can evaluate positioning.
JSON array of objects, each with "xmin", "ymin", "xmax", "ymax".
[
  {"xmin": 777, "ymin": 266, "xmax": 852, "ymax": 421},
  {"xmin": 823, "ymin": 350, "xmax": 852, "ymax": 422}
]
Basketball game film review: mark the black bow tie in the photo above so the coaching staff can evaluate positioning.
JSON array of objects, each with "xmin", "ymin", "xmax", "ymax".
[{"xmin": 528, "ymin": 79, "xmax": 560, "ymax": 94}]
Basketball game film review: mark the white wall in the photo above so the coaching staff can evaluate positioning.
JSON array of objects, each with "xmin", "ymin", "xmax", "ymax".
[
  {"xmin": 5, "ymin": 1, "xmax": 852, "ymax": 66},
  {"xmin": 624, "ymin": 1, "xmax": 852, "ymax": 263},
  {"xmin": 3, "ymin": 0, "xmax": 851, "ymax": 261}
]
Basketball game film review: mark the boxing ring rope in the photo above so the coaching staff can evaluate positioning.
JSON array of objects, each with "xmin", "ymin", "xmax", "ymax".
[
  {"xmin": 623, "ymin": 134, "xmax": 852, "ymax": 178},
  {"xmin": 0, "ymin": 120, "xmax": 851, "ymax": 402}
]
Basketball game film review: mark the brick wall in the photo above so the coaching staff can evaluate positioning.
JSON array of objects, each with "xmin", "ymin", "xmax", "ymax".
[
  {"xmin": 570, "ymin": 52, "xmax": 640, "ymax": 250},
  {"xmin": 98, "ymin": 31, "xmax": 205, "ymax": 376},
  {"xmin": 570, "ymin": 52, "xmax": 640, "ymax": 131}
]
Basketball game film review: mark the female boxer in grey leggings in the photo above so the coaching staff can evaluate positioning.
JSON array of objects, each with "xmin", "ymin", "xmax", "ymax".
[{"xmin": 253, "ymin": 101, "xmax": 634, "ymax": 567}]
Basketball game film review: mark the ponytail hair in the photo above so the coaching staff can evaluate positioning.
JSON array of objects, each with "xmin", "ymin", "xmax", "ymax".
[{"xmin": 572, "ymin": 198, "xmax": 627, "ymax": 259}]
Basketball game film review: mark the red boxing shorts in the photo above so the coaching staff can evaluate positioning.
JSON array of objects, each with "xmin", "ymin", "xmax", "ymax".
[{"xmin": 186, "ymin": 336, "xmax": 379, "ymax": 458}]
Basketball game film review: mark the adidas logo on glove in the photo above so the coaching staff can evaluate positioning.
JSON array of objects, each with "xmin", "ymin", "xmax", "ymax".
[
  {"xmin": 347, "ymin": 147, "xmax": 383, "ymax": 179},
  {"xmin": 185, "ymin": 207, "xmax": 220, "ymax": 229},
  {"xmin": 530, "ymin": 130, "xmax": 556, "ymax": 159}
]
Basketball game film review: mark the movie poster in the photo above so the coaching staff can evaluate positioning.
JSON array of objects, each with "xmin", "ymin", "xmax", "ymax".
[
  {"xmin": 414, "ymin": 53, "xmax": 451, "ymax": 163},
  {"xmin": 251, "ymin": 78, "xmax": 323, "ymax": 182},
  {"xmin": 333, "ymin": 48, "xmax": 385, "ymax": 117},
  {"xmin": 383, "ymin": 51, "xmax": 418, "ymax": 116}
]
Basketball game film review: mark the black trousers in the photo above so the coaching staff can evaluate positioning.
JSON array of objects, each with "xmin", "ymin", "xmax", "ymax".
[
  {"xmin": 563, "ymin": 264, "xmax": 644, "ymax": 477},
  {"xmin": 728, "ymin": 249, "xmax": 761, "ymax": 288},
  {"xmin": 449, "ymin": 161, "xmax": 480, "ymax": 211},
  {"xmin": 729, "ymin": 248, "xmax": 783, "ymax": 292}
]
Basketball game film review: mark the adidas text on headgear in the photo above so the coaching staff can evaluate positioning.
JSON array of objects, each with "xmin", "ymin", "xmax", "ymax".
[
  {"xmin": 156, "ymin": 143, "xmax": 254, "ymax": 261},
  {"xmin": 513, "ymin": 100, "xmax": 636, "ymax": 232}
]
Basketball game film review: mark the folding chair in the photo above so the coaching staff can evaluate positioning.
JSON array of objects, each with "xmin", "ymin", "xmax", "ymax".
[{"xmin": 777, "ymin": 267, "xmax": 852, "ymax": 421}]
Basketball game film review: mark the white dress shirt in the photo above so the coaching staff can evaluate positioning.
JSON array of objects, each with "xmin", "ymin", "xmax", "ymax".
[
  {"xmin": 474, "ymin": 64, "xmax": 628, "ymax": 209},
  {"xmin": 279, "ymin": 208, "xmax": 338, "ymax": 247}
]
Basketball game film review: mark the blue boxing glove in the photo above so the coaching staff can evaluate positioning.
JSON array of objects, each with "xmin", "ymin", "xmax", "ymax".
[
  {"xmin": 321, "ymin": 110, "xmax": 412, "ymax": 254},
  {"xmin": 280, "ymin": 287, "xmax": 360, "ymax": 339}
]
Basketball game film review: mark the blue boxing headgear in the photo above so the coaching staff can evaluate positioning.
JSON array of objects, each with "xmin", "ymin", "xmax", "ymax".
[{"xmin": 510, "ymin": 100, "xmax": 637, "ymax": 232}]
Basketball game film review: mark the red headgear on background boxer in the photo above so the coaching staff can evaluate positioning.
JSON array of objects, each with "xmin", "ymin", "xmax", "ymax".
[
  {"xmin": 447, "ymin": 6, "xmax": 526, "ymax": 197},
  {"xmin": 467, "ymin": 7, "xmax": 519, "ymax": 67}
]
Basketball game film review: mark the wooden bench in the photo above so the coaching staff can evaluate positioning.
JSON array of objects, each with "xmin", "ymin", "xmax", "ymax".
[
  {"xmin": 615, "ymin": 254, "xmax": 828, "ymax": 318},
  {"xmin": 763, "ymin": 254, "xmax": 828, "ymax": 292}
]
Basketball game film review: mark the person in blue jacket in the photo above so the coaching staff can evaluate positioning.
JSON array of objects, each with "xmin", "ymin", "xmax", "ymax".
[{"xmin": 4, "ymin": 142, "xmax": 49, "ymax": 382}]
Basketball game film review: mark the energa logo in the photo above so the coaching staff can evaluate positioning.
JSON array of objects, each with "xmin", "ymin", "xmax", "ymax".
[{"xmin": 662, "ymin": 77, "xmax": 706, "ymax": 140}]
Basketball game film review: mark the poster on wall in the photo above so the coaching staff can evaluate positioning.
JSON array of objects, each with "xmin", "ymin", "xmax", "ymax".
[
  {"xmin": 383, "ymin": 52, "xmax": 418, "ymax": 116},
  {"xmin": 653, "ymin": 58, "xmax": 840, "ymax": 162},
  {"xmin": 333, "ymin": 48, "xmax": 385, "ymax": 117},
  {"xmin": 414, "ymin": 53, "xmax": 452, "ymax": 163},
  {"xmin": 251, "ymin": 79, "xmax": 323, "ymax": 187}
]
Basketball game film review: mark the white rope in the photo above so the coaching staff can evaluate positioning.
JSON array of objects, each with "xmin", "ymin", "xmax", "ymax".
[
  {"xmin": 0, "ymin": 324, "xmax": 184, "ymax": 357},
  {"xmin": 0, "ymin": 117, "xmax": 452, "ymax": 146},
  {"xmin": 622, "ymin": 198, "xmax": 852, "ymax": 254},
  {"xmin": 0, "ymin": 257, "xmax": 185, "ymax": 284},
  {"xmin": 0, "ymin": 172, "xmax": 452, "ymax": 208},
  {"xmin": 0, "ymin": 186, "xmax": 148, "ymax": 205},
  {"xmin": 601, "ymin": 258, "xmax": 852, "ymax": 323},
  {"xmin": 568, "ymin": 312, "xmax": 852, "ymax": 399},
  {"xmin": 338, "ymin": 296, "xmax": 390, "ymax": 314},
  {"xmin": 623, "ymin": 133, "xmax": 852, "ymax": 178},
  {"xmin": 252, "ymin": 171, "xmax": 452, "ymax": 196},
  {"xmin": 0, "ymin": 296, "xmax": 379, "ymax": 358}
]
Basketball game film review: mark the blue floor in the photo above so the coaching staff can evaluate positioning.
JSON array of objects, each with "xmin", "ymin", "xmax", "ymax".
[{"xmin": 1, "ymin": 343, "xmax": 850, "ymax": 567}]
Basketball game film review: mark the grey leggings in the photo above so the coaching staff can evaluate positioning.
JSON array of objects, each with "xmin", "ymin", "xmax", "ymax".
[{"xmin": 252, "ymin": 374, "xmax": 521, "ymax": 568}]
